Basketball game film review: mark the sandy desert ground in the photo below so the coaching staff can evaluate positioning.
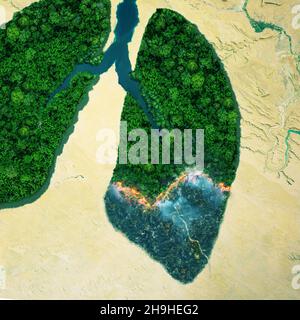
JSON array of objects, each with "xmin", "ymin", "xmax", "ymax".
[{"xmin": 0, "ymin": 0, "xmax": 300, "ymax": 299}]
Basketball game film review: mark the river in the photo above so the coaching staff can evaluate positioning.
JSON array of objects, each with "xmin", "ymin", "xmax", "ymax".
[{"xmin": 49, "ymin": 0, "xmax": 158, "ymax": 129}]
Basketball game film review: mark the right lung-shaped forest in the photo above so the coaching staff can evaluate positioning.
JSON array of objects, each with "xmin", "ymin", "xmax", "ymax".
[{"xmin": 105, "ymin": 9, "xmax": 241, "ymax": 283}]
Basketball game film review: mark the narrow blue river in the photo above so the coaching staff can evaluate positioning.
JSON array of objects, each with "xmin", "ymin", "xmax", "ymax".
[
  {"xmin": 50, "ymin": 0, "xmax": 158, "ymax": 129},
  {"xmin": 0, "ymin": 0, "xmax": 158, "ymax": 210}
]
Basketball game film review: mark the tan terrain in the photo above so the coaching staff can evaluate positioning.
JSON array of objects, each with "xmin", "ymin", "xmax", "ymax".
[{"xmin": 0, "ymin": 0, "xmax": 299, "ymax": 299}]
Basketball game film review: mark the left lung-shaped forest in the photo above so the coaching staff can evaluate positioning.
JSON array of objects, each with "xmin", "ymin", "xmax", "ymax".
[{"xmin": 0, "ymin": 0, "xmax": 111, "ymax": 204}]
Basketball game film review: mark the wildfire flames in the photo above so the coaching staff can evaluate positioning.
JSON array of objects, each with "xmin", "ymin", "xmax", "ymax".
[
  {"xmin": 114, "ymin": 171, "xmax": 231, "ymax": 209},
  {"xmin": 218, "ymin": 182, "xmax": 231, "ymax": 192},
  {"xmin": 154, "ymin": 172, "xmax": 188, "ymax": 205},
  {"xmin": 114, "ymin": 182, "xmax": 152, "ymax": 208}
]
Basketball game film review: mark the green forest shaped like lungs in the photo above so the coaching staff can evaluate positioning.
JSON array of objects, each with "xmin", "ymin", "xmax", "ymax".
[
  {"xmin": 0, "ymin": 0, "xmax": 111, "ymax": 205},
  {"xmin": 105, "ymin": 9, "xmax": 240, "ymax": 283}
]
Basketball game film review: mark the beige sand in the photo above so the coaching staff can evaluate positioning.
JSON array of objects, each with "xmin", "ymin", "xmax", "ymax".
[{"xmin": 0, "ymin": 0, "xmax": 300, "ymax": 299}]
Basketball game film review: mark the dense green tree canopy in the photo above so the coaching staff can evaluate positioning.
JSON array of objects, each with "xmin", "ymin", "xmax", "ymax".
[
  {"xmin": 112, "ymin": 9, "xmax": 240, "ymax": 201},
  {"xmin": 106, "ymin": 8, "xmax": 241, "ymax": 283},
  {"xmin": 0, "ymin": 0, "xmax": 111, "ymax": 204}
]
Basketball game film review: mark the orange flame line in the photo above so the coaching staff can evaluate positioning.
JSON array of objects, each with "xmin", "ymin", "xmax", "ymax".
[
  {"xmin": 218, "ymin": 182, "xmax": 231, "ymax": 192},
  {"xmin": 114, "ymin": 171, "xmax": 231, "ymax": 209}
]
